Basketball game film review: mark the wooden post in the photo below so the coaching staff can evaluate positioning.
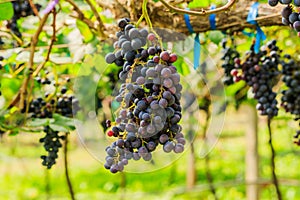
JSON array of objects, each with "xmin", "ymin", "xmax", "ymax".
[
  {"xmin": 243, "ymin": 104, "xmax": 259, "ymax": 200},
  {"xmin": 186, "ymin": 138, "xmax": 196, "ymax": 189}
]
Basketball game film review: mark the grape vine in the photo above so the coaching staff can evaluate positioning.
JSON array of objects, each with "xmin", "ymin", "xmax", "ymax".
[{"xmin": 233, "ymin": 40, "xmax": 280, "ymax": 118}]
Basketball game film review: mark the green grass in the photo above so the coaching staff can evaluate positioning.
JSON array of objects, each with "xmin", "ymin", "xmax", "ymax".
[{"xmin": 1, "ymin": 109, "xmax": 300, "ymax": 199}]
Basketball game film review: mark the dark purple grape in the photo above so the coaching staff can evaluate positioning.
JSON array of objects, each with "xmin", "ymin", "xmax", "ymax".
[
  {"xmin": 282, "ymin": 6, "xmax": 292, "ymax": 19},
  {"xmin": 118, "ymin": 18, "xmax": 128, "ymax": 29},
  {"xmin": 163, "ymin": 141, "xmax": 174, "ymax": 153},
  {"xmin": 147, "ymin": 47, "xmax": 157, "ymax": 55},
  {"xmin": 294, "ymin": 21, "xmax": 300, "ymax": 31},
  {"xmin": 295, "ymin": 0, "xmax": 300, "ymax": 6},
  {"xmin": 159, "ymin": 134, "xmax": 169, "ymax": 144},
  {"xmin": 281, "ymin": 0, "xmax": 291, "ymax": 4},
  {"xmin": 105, "ymin": 53, "xmax": 116, "ymax": 64},
  {"xmin": 289, "ymin": 12, "xmax": 299, "ymax": 24},
  {"xmin": 174, "ymin": 143, "xmax": 184, "ymax": 153},
  {"xmin": 268, "ymin": 0, "xmax": 279, "ymax": 6},
  {"xmin": 282, "ymin": 17, "xmax": 290, "ymax": 25},
  {"xmin": 146, "ymin": 141, "xmax": 157, "ymax": 151},
  {"xmin": 160, "ymin": 51, "xmax": 170, "ymax": 62}
]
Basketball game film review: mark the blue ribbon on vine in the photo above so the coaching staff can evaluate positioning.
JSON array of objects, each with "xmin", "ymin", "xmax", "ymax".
[
  {"xmin": 246, "ymin": 2, "xmax": 266, "ymax": 53},
  {"xmin": 184, "ymin": 8, "xmax": 200, "ymax": 70},
  {"xmin": 209, "ymin": 5, "xmax": 216, "ymax": 30}
]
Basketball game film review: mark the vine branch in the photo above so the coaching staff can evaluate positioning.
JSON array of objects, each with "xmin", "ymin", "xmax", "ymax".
[
  {"xmin": 28, "ymin": 0, "xmax": 41, "ymax": 20},
  {"xmin": 267, "ymin": 117, "xmax": 282, "ymax": 200},
  {"xmin": 65, "ymin": 0, "xmax": 97, "ymax": 31},
  {"xmin": 33, "ymin": 9, "xmax": 57, "ymax": 77},
  {"xmin": 8, "ymin": 12, "xmax": 51, "ymax": 109},
  {"xmin": 64, "ymin": 132, "xmax": 76, "ymax": 200},
  {"xmin": 85, "ymin": 0, "xmax": 106, "ymax": 38},
  {"xmin": 159, "ymin": 0, "xmax": 237, "ymax": 16},
  {"xmin": 109, "ymin": 1, "xmax": 283, "ymax": 36}
]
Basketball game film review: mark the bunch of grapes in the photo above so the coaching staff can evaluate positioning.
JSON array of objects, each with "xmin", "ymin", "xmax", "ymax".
[
  {"xmin": 280, "ymin": 55, "xmax": 300, "ymax": 144},
  {"xmin": 232, "ymin": 40, "xmax": 281, "ymax": 118},
  {"xmin": 39, "ymin": 126, "xmax": 65, "ymax": 169},
  {"xmin": 22, "ymin": 76, "xmax": 80, "ymax": 168},
  {"xmin": 220, "ymin": 38, "xmax": 240, "ymax": 85},
  {"xmin": 26, "ymin": 85, "xmax": 80, "ymax": 119},
  {"xmin": 24, "ymin": 74, "xmax": 79, "ymax": 118},
  {"xmin": 103, "ymin": 18, "xmax": 185, "ymax": 173},
  {"xmin": 7, "ymin": 0, "xmax": 42, "ymax": 38},
  {"xmin": 268, "ymin": 0, "xmax": 300, "ymax": 34}
]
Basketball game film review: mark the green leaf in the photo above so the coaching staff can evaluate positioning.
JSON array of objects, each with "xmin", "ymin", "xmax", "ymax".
[
  {"xmin": 49, "ymin": 124, "xmax": 69, "ymax": 132},
  {"xmin": 52, "ymin": 114, "xmax": 76, "ymax": 131},
  {"xmin": 76, "ymin": 19, "xmax": 94, "ymax": 43},
  {"xmin": 208, "ymin": 31, "xmax": 224, "ymax": 45},
  {"xmin": 225, "ymin": 80, "xmax": 247, "ymax": 96},
  {"xmin": 8, "ymin": 130, "xmax": 19, "ymax": 136},
  {"xmin": 188, "ymin": 0, "xmax": 209, "ymax": 9},
  {"xmin": 27, "ymin": 118, "xmax": 51, "ymax": 127},
  {"xmin": 173, "ymin": 56, "xmax": 190, "ymax": 76},
  {"xmin": 0, "ymin": 2, "xmax": 14, "ymax": 21}
]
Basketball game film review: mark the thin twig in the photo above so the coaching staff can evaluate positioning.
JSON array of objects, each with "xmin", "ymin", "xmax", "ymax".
[
  {"xmin": 28, "ymin": 0, "xmax": 41, "ymax": 20},
  {"xmin": 64, "ymin": 132, "xmax": 76, "ymax": 200},
  {"xmin": 65, "ymin": 0, "xmax": 97, "ymax": 31},
  {"xmin": 85, "ymin": 0, "xmax": 106, "ymax": 38},
  {"xmin": 159, "ymin": 0, "xmax": 237, "ymax": 16},
  {"xmin": 267, "ymin": 117, "xmax": 282, "ymax": 200},
  {"xmin": 33, "ymin": 9, "xmax": 57, "ymax": 77}
]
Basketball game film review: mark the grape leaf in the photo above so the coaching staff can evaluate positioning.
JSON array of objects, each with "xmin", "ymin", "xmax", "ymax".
[
  {"xmin": 0, "ymin": 2, "xmax": 14, "ymax": 21},
  {"xmin": 173, "ymin": 56, "xmax": 190, "ymax": 76},
  {"xmin": 188, "ymin": 0, "xmax": 209, "ymax": 9},
  {"xmin": 27, "ymin": 118, "xmax": 52, "ymax": 127},
  {"xmin": 208, "ymin": 31, "xmax": 224, "ymax": 45},
  {"xmin": 52, "ymin": 114, "xmax": 76, "ymax": 131},
  {"xmin": 225, "ymin": 80, "xmax": 247, "ymax": 96},
  {"xmin": 76, "ymin": 19, "xmax": 94, "ymax": 43},
  {"xmin": 49, "ymin": 124, "xmax": 69, "ymax": 132}
]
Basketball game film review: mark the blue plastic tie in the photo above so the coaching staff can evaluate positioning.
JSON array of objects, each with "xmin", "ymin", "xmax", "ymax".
[
  {"xmin": 246, "ymin": 2, "xmax": 266, "ymax": 53},
  {"xmin": 184, "ymin": 9, "xmax": 194, "ymax": 34},
  {"xmin": 194, "ymin": 33, "xmax": 200, "ymax": 70},
  {"xmin": 184, "ymin": 8, "xmax": 200, "ymax": 70},
  {"xmin": 209, "ymin": 5, "xmax": 216, "ymax": 30}
]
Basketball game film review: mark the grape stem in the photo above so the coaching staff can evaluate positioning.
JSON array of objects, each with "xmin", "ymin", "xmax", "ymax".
[
  {"xmin": 158, "ymin": 0, "xmax": 237, "ymax": 16},
  {"xmin": 138, "ymin": 0, "xmax": 163, "ymax": 49},
  {"xmin": 136, "ymin": 14, "xmax": 145, "ymax": 27},
  {"xmin": 267, "ymin": 117, "xmax": 282, "ymax": 200}
]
